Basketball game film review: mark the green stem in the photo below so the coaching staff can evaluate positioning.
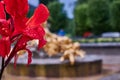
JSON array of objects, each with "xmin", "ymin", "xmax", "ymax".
[{"xmin": 0, "ymin": 58, "xmax": 5, "ymax": 80}]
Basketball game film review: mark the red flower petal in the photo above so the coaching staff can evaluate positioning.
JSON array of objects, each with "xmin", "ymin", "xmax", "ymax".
[
  {"xmin": 4, "ymin": 0, "xmax": 29, "ymax": 37},
  {"xmin": 0, "ymin": 19, "xmax": 12, "ymax": 36},
  {"xmin": 4, "ymin": 0, "xmax": 29, "ymax": 18},
  {"xmin": 24, "ymin": 25, "xmax": 46, "ymax": 49},
  {"xmin": 0, "ymin": 2, "xmax": 6, "ymax": 19},
  {"xmin": 13, "ymin": 35, "xmax": 33, "ymax": 66},
  {"xmin": 27, "ymin": 4, "xmax": 49, "ymax": 26},
  {"xmin": 14, "ymin": 54, "xmax": 18, "ymax": 68},
  {"xmin": 15, "ymin": 35, "xmax": 32, "ymax": 50},
  {"xmin": 4, "ymin": 35, "xmax": 31, "ymax": 67},
  {"xmin": 12, "ymin": 17, "xmax": 26, "ymax": 37},
  {"xmin": 38, "ymin": 38, "xmax": 46, "ymax": 49},
  {"xmin": 14, "ymin": 49, "xmax": 32, "ymax": 67},
  {"xmin": 25, "ymin": 49, "xmax": 32, "ymax": 65},
  {"xmin": 24, "ymin": 25, "xmax": 45, "ymax": 40},
  {"xmin": 0, "ymin": 37, "xmax": 10, "ymax": 58}
]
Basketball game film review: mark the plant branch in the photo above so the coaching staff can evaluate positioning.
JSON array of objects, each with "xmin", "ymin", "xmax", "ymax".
[{"xmin": 0, "ymin": 58, "xmax": 5, "ymax": 80}]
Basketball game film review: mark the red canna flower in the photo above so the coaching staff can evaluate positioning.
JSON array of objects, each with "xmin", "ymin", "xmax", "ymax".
[
  {"xmin": 26, "ymin": 4, "xmax": 49, "ymax": 26},
  {"xmin": 4, "ymin": 0, "xmax": 29, "ymax": 18},
  {"xmin": 0, "ymin": 2, "xmax": 6, "ymax": 19},
  {"xmin": 23, "ymin": 4, "xmax": 49, "ymax": 49},
  {"xmin": 0, "ymin": 19, "xmax": 11, "ymax": 37},
  {"xmin": 0, "ymin": 37, "xmax": 10, "ymax": 58},
  {"xmin": 11, "ymin": 4, "xmax": 49, "ymax": 65},
  {"xmin": 4, "ymin": 0, "xmax": 29, "ymax": 37},
  {"xmin": 0, "ymin": 0, "xmax": 49, "ymax": 67}
]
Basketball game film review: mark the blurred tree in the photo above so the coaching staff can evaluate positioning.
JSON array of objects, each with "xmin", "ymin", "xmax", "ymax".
[
  {"xmin": 27, "ymin": 8, "xmax": 34, "ymax": 18},
  {"xmin": 110, "ymin": 0, "xmax": 120, "ymax": 31},
  {"xmin": 40, "ymin": 0, "xmax": 57, "ymax": 5},
  {"xmin": 74, "ymin": 4, "xmax": 91, "ymax": 36},
  {"xmin": 87, "ymin": 0, "xmax": 111, "ymax": 35},
  {"xmin": 110, "ymin": 0, "xmax": 114, "ymax": 2},
  {"xmin": 77, "ymin": 0, "xmax": 88, "ymax": 4},
  {"xmin": 65, "ymin": 19, "xmax": 75, "ymax": 37},
  {"xmin": 48, "ymin": 1, "xmax": 68, "ymax": 33}
]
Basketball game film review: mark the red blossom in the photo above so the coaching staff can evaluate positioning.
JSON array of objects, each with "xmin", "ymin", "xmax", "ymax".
[
  {"xmin": 0, "ymin": 37, "xmax": 10, "ymax": 58},
  {"xmin": 0, "ymin": 2, "xmax": 6, "ymax": 19},
  {"xmin": 12, "ymin": 4, "xmax": 49, "ymax": 64},
  {"xmin": 4, "ymin": 0, "xmax": 29, "ymax": 18},
  {"xmin": 4, "ymin": 0, "xmax": 29, "ymax": 37},
  {"xmin": 27, "ymin": 4, "xmax": 49, "ymax": 26},
  {"xmin": 0, "ymin": 19, "xmax": 13, "ymax": 37},
  {"xmin": 0, "ymin": 0, "xmax": 49, "ymax": 67},
  {"xmin": 13, "ymin": 35, "xmax": 32, "ymax": 67},
  {"xmin": 24, "ymin": 4, "xmax": 49, "ymax": 49}
]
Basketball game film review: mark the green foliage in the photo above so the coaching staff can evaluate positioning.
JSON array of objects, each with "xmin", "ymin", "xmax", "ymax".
[
  {"xmin": 48, "ymin": 1, "xmax": 68, "ymax": 32},
  {"xmin": 74, "ymin": 4, "xmax": 91, "ymax": 36},
  {"xmin": 77, "ymin": 0, "xmax": 88, "ymax": 4},
  {"xmin": 27, "ymin": 9, "xmax": 34, "ymax": 18},
  {"xmin": 88, "ymin": 0, "xmax": 110, "ymax": 35},
  {"xmin": 110, "ymin": 0, "xmax": 120, "ymax": 31},
  {"xmin": 65, "ymin": 19, "xmax": 75, "ymax": 36},
  {"xmin": 40, "ymin": 0, "xmax": 57, "ymax": 5}
]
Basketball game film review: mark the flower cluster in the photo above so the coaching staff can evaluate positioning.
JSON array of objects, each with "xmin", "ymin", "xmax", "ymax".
[{"xmin": 0, "ymin": 0, "xmax": 49, "ymax": 67}]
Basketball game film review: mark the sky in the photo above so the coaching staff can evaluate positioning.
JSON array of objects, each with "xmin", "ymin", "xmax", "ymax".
[
  {"xmin": 59, "ymin": 0, "xmax": 77, "ymax": 19},
  {"xmin": 28, "ymin": 0, "xmax": 77, "ymax": 19},
  {"xmin": 28, "ymin": 0, "xmax": 39, "ymax": 7}
]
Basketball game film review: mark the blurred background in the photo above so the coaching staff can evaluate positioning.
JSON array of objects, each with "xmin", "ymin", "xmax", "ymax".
[{"xmin": 28, "ymin": 0, "xmax": 120, "ymax": 39}]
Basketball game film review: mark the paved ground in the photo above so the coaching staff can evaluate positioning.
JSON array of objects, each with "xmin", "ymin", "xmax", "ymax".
[
  {"xmin": 101, "ymin": 73, "xmax": 120, "ymax": 80},
  {"xmin": 1, "ymin": 54, "xmax": 120, "ymax": 80}
]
